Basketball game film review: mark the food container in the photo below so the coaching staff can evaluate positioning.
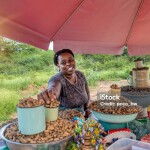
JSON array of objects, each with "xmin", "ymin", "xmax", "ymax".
[
  {"xmin": 132, "ymin": 68, "xmax": 149, "ymax": 88},
  {"xmin": 134, "ymin": 59, "xmax": 143, "ymax": 68},
  {"xmin": 45, "ymin": 107, "xmax": 58, "ymax": 122},
  {"xmin": 106, "ymin": 138, "xmax": 150, "ymax": 150},
  {"xmin": 0, "ymin": 123, "xmax": 73, "ymax": 150},
  {"xmin": 98, "ymin": 120, "xmax": 127, "ymax": 131},
  {"xmin": 92, "ymin": 111, "xmax": 138, "ymax": 123},
  {"xmin": 108, "ymin": 128, "xmax": 131, "ymax": 134},
  {"xmin": 17, "ymin": 105, "xmax": 45, "ymax": 135},
  {"xmin": 121, "ymin": 89, "xmax": 150, "ymax": 108},
  {"xmin": 105, "ymin": 131, "xmax": 136, "ymax": 144},
  {"xmin": 110, "ymin": 88, "xmax": 121, "ymax": 96}
]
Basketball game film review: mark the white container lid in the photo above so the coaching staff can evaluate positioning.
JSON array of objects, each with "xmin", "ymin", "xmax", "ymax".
[{"xmin": 106, "ymin": 138, "xmax": 150, "ymax": 150}]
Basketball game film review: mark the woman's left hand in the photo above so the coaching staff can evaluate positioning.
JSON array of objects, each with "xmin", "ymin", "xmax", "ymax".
[{"xmin": 84, "ymin": 109, "xmax": 92, "ymax": 119}]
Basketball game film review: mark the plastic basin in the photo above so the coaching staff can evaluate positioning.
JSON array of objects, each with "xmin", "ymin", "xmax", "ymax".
[{"xmin": 92, "ymin": 111, "xmax": 138, "ymax": 123}]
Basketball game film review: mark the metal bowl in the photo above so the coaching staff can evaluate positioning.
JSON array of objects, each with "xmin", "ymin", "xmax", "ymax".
[
  {"xmin": 121, "ymin": 85, "xmax": 150, "ymax": 107},
  {"xmin": 121, "ymin": 91, "xmax": 150, "ymax": 107},
  {"xmin": 0, "ymin": 123, "xmax": 73, "ymax": 150}
]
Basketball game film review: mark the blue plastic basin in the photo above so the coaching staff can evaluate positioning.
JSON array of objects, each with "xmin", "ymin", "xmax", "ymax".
[
  {"xmin": 98, "ymin": 120, "xmax": 127, "ymax": 131},
  {"xmin": 92, "ymin": 110, "xmax": 138, "ymax": 123}
]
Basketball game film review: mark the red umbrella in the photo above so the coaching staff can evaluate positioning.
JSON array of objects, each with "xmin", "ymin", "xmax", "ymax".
[{"xmin": 0, "ymin": 0, "xmax": 149, "ymax": 55}]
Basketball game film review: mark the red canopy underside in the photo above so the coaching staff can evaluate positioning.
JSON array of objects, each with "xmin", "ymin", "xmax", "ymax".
[{"xmin": 0, "ymin": 0, "xmax": 150, "ymax": 55}]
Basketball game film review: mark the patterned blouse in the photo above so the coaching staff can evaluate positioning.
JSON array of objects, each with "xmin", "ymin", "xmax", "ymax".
[{"xmin": 48, "ymin": 70, "xmax": 90, "ymax": 109}]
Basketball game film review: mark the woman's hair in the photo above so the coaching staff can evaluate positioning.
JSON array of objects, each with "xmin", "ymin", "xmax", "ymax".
[{"xmin": 54, "ymin": 49, "xmax": 74, "ymax": 66}]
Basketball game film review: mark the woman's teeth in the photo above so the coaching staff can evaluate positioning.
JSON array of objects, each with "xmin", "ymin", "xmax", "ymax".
[{"xmin": 68, "ymin": 67, "xmax": 73, "ymax": 71}]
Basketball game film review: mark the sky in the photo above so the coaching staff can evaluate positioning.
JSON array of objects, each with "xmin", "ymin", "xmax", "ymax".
[{"xmin": 49, "ymin": 42, "xmax": 53, "ymax": 50}]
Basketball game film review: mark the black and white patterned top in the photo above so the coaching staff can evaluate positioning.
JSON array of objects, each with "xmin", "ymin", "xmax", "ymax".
[{"xmin": 48, "ymin": 70, "xmax": 90, "ymax": 108}]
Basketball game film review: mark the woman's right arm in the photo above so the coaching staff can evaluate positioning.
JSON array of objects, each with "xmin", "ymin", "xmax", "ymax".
[{"xmin": 37, "ymin": 78, "xmax": 61, "ymax": 104}]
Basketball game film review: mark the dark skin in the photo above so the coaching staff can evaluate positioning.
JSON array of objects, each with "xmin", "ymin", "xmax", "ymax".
[
  {"xmin": 57, "ymin": 53, "xmax": 76, "ymax": 83},
  {"xmin": 37, "ymin": 52, "xmax": 91, "ymax": 118}
]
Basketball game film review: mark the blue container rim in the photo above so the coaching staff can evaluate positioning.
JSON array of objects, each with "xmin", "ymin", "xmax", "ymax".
[
  {"xmin": 16, "ymin": 104, "xmax": 44, "ymax": 109},
  {"xmin": 92, "ymin": 110, "xmax": 139, "ymax": 116},
  {"xmin": 45, "ymin": 106, "xmax": 58, "ymax": 108}
]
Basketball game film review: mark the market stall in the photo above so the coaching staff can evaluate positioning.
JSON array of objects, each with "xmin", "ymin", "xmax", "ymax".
[
  {"xmin": 89, "ymin": 59, "xmax": 150, "ymax": 149},
  {"xmin": 2, "ymin": 1, "xmax": 150, "ymax": 149},
  {"xmin": 0, "ymin": 97, "xmax": 107, "ymax": 150}
]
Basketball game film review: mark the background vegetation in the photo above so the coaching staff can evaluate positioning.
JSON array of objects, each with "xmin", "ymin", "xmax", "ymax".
[{"xmin": 1, "ymin": 37, "xmax": 150, "ymax": 122}]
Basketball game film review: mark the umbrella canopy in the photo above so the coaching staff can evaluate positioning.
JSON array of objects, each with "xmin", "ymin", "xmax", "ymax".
[{"xmin": 0, "ymin": 0, "xmax": 150, "ymax": 55}]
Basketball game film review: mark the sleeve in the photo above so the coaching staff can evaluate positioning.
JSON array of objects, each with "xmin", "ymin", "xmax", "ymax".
[{"xmin": 48, "ymin": 76, "xmax": 62, "ymax": 99}]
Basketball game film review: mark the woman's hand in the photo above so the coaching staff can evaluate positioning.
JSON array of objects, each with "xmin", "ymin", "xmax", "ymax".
[
  {"xmin": 84, "ymin": 109, "xmax": 92, "ymax": 119},
  {"xmin": 84, "ymin": 100, "xmax": 93, "ymax": 119},
  {"xmin": 37, "ymin": 89, "xmax": 56, "ymax": 104}
]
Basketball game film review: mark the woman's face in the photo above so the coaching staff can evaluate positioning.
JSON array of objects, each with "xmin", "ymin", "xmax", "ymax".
[{"xmin": 57, "ymin": 52, "xmax": 76, "ymax": 76}]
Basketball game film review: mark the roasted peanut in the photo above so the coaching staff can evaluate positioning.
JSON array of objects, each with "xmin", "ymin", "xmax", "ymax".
[
  {"xmin": 89, "ymin": 96, "xmax": 142, "ymax": 115},
  {"xmin": 59, "ymin": 109, "xmax": 84, "ymax": 121},
  {"xmin": 17, "ymin": 97, "xmax": 44, "ymax": 108},
  {"xmin": 4, "ymin": 118, "xmax": 74, "ymax": 144}
]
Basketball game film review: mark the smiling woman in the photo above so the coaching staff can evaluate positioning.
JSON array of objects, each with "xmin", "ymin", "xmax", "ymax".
[{"xmin": 38, "ymin": 49, "xmax": 91, "ymax": 117}]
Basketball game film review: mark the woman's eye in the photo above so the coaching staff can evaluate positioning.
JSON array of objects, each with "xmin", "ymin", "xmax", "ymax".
[
  {"xmin": 61, "ymin": 61, "xmax": 66, "ymax": 65},
  {"xmin": 69, "ymin": 59, "xmax": 74, "ymax": 63}
]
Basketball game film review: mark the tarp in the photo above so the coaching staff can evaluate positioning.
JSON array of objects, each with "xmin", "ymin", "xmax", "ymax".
[{"xmin": 0, "ymin": 0, "xmax": 150, "ymax": 55}]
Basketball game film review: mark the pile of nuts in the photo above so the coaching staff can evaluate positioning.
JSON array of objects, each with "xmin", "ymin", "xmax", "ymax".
[
  {"xmin": 121, "ymin": 86, "xmax": 150, "ymax": 95},
  {"xmin": 110, "ymin": 84, "xmax": 120, "ymax": 89},
  {"xmin": 59, "ymin": 109, "xmax": 84, "ymax": 121},
  {"xmin": 45, "ymin": 100, "xmax": 60, "ymax": 108},
  {"xmin": 17, "ymin": 97, "xmax": 44, "ymax": 108},
  {"xmin": 89, "ymin": 96, "xmax": 142, "ymax": 115},
  {"xmin": 4, "ymin": 118, "xmax": 74, "ymax": 144}
]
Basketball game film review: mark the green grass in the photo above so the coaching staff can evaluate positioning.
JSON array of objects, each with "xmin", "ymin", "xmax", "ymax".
[
  {"xmin": 0, "ymin": 72, "xmax": 53, "ymax": 91},
  {"xmin": 0, "ymin": 77, "xmax": 31, "ymax": 91},
  {"xmin": 99, "ymin": 70, "xmax": 129, "ymax": 81},
  {"xmin": 0, "ymin": 89, "xmax": 20, "ymax": 121}
]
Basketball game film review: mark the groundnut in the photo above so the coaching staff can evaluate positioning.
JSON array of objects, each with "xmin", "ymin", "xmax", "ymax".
[
  {"xmin": 17, "ymin": 97, "xmax": 44, "ymax": 108},
  {"xmin": 110, "ymin": 84, "xmax": 120, "ymax": 89},
  {"xmin": 45, "ymin": 100, "xmax": 60, "ymax": 108},
  {"xmin": 59, "ymin": 109, "xmax": 84, "ymax": 121},
  {"xmin": 121, "ymin": 85, "xmax": 150, "ymax": 95},
  {"xmin": 89, "ymin": 96, "xmax": 142, "ymax": 115},
  {"xmin": 4, "ymin": 118, "xmax": 74, "ymax": 144}
]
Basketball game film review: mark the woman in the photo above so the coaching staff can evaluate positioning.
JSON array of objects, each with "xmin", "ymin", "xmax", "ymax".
[{"xmin": 38, "ymin": 49, "xmax": 91, "ymax": 117}]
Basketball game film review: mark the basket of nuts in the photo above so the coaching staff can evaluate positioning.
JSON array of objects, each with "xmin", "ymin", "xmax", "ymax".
[
  {"xmin": 45, "ymin": 99, "xmax": 60, "ymax": 122},
  {"xmin": 17, "ymin": 97, "xmax": 45, "ymax": 135},
  {"xmin": 0, "ymin": 118, "xmax": 74, "ymax": 150}
]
